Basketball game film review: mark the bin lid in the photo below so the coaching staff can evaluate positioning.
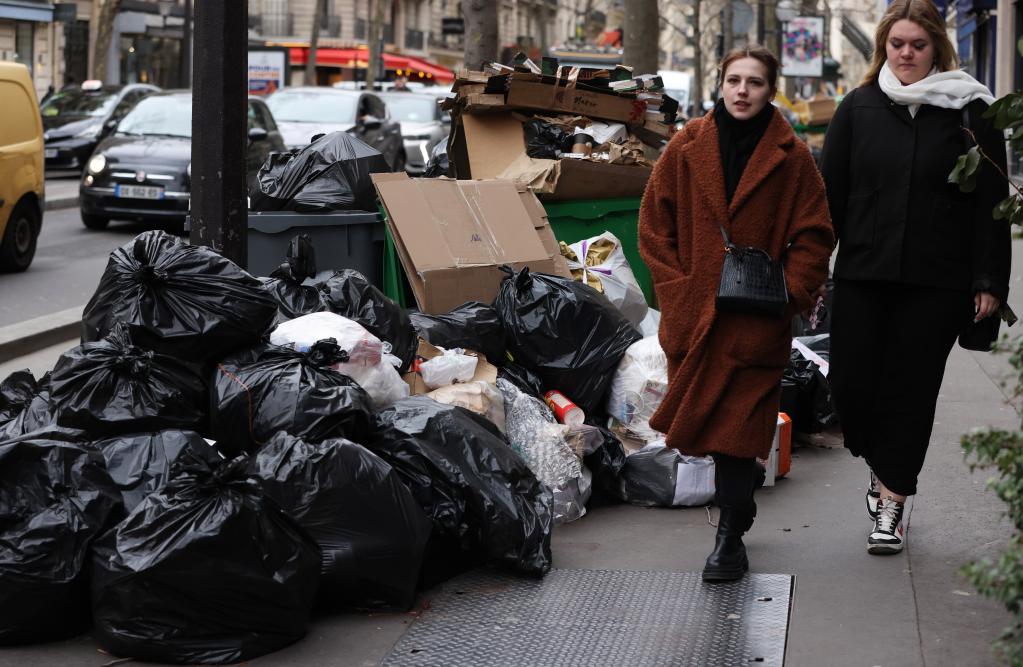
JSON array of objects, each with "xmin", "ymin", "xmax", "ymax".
[{"xmin": 248, "ymin": 210, "xmax": 383, "ymax": 235}]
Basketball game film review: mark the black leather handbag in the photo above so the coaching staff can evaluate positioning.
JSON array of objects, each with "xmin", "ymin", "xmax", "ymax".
[{"xmin": 715, "ymin": 224, "xmax": 789, "ymax": 318}]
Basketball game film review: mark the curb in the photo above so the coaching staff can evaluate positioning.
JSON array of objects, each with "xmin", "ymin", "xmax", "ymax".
[
  {"xmin": 0, "ymin": 307, "xmax": 82, "ymax": 364},
  {"xmin": 44, "ymin": 195, "xmax": 79, "ymax": 211}
]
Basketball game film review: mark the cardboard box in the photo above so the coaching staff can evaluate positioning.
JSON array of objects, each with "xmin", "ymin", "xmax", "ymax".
[
  {"xmin": 806, "ymin": 95, "xmax": 836, "ymax": 125},
  {"xmin": 506, "ymin": 80, "xmax": 647, "ymax": 124},
  {"xmin": 402, "ymin": 339, "xmax": 498, "ymax": 395},
  {"xmin": 371, "ymin": 172, "xmax": 570, "ymax": 314}
]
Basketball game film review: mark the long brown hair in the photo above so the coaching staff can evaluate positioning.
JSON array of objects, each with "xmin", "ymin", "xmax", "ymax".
[
  {"xmin": 718, "ymin": 45, "xmax": 780, "ymax": 94},
  {"xmin": 861, "ymin": 0, "xmax": 957, "ymax": 86}
]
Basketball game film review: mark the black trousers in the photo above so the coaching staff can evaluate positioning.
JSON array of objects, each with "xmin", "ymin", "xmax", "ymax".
[
  {"xmin": 829, "ymin": 279, "xmax": 972, "ymax": 496},
  {"xmin": 712, "ymin": 453, "xmax": 759, "ymax": 510}
]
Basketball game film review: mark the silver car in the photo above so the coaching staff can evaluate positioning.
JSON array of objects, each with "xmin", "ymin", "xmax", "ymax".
[{"xmin": 377, "ymin": 91, "xmax": 450, "ymax": 175}]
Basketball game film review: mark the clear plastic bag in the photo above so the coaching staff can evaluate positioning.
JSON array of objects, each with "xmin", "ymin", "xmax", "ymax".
[
  {"xmin": 420, "ymin": 349, "xmax": 478, "ymax": 390},
  {"xmin": 606, "ymin": 336, "xmax": 669, "ymax": 444}
]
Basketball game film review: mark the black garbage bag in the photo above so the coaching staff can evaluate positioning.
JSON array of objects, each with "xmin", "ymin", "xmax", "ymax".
[
  {"xmin": 0, "ymin": 371, "xmax": 57, "ymax": 439},
  {"xmin": 410, "ymin": 301, "xmax": 506, "ymax": 365},
  {"xmin": 93, "ymin": 430, "xmax": 224, "ymax": 513},
  {"xmin": 524, "ymin": 119, "xmax": 569, "ymax": 159},
  {"xmin": 211, "ymin": 340, "xmax": 374, "ymax": 455},
  {"xmin": 497, "ymin": 362, "xmax": 546, "ymax": 400},
  {"xmin": 0, "ymin": 370, "xmax": 38, "ymax": 427},
  {"xmin": 91, "ymin": 455, "xmax": 321, "ymax": 665},
  {"xmin": 781, "ymin": 345, "xmax": 838, "ymax": 433},
  {"xmin": 251, "ymin": 131, "xmax": 390, "ymax": 212},
  {"xmin": 250, "ymin": 432, "xmax": 431, "ymax": 610},
  {"xmin": 369, "ymin": 396, "xmax": 553, "ymax": 577},
  {"xmin": 582, "ymin": 424, "xmax": 627, "ymax": 504},
  {"xmin": 0, "ymin": 432, "xmax": 121, "ymax": 645},
  {"xmin": 495, "ymin": 266, "xmax": 643, "ymax": 415},
  {"xmin": 423, "ymin": 140, "xmax": 449, "ymax": 178},
  {"xmin": 260, "ymin": 234, "xmax": 326, "ymax": 324},
  {"xmin": 318, "ymin": 269, "xmax": 418, "ymax": 372},
  {"xmin": 82, "ymin": 231, "xmax": 277, "ymax": 362},
  {"xmin": 51, "ymin": 324, "xmax": 206, "ymax": 436}
]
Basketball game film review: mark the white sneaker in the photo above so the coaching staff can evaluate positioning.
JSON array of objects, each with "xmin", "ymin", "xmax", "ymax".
[
  {"xmin": 866, "ymin": 469, "xmax": 880, "ymax": 520},
  {"xmin": 867, "ymin": 498, "xmax": 905, "ymax": 555}
]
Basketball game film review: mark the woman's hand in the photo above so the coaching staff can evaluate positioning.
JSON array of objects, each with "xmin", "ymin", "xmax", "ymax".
[
  {"xmin": 975, "ymin": 292, "xmax": 1000, "ymax": 322},
  {"xmin": 801, "ymin": 283, "xmax": 829, "ymax": 319}
]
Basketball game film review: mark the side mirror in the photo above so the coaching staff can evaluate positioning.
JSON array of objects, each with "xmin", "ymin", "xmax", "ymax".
[
  {"xmin": 248, "ymin": 127, "xmax": 269, "ymax": 142},
  {"xmin": 358, "ymin": 115, "xmax": 383, "ymax": 130}
]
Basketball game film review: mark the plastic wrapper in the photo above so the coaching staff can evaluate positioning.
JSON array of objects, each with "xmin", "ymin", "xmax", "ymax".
[
  {"xmin": 621, "ymin": 442, "xmax": 715, "ymax": 507},
  {"xmin": 250, "ymin": 432, "xmax": 431, "ymax": 610},
  {"xmin": 210, "ymin": 340, "xmax": 374, "ymax": 455},
  {"xmin": 369, "ymin": 396, "xmax": 553, "ymax": 576},
  {"xmin": 606, "ymin": 336, "xmax": 668, "ymax": 444},
  {"xmin": 0, "ymin": 371, "xmax": 57, "ymax": 439},
  {"xmin": 420, "ymin": 349, "xmax": 478, "ymax": 389},
  {"xmin": 317, "ymin": 269, "xmax": 418, "ymax": 372},
  {"xmin": 561, "ymin": 232, "xmax": 649, "ymax": 327},
  {"xmin": 524, "ymin": 119, "xmax": 569, "ymax": 159},
  {"xmin": 427, "ymin": 381, "xmax": 506, "ymax": 434},
  {"xmin": 50, "ymin": 325, "xmax": 206, "ymax": 436},
  {"xmin": 0, "ymin": 432, "xmax": 121, "ymax": 645},
  {"xmin": 251, "ymin": 131, "xmax": 390, "ymax": 212},
  {"xmin": 409, "ymin": 301, "xmax": 506, "ymax": 366},
  {"xmin": 82, "ymin": 231, "xmax": 277, "ymax": 362},
  {"xmin": 498, "ymin": 378, "xmax": 588, "ymax": 523},
  {"xmin": 495, "ymin": 266, "xmax": 643, "ymax": 415},
  {"xmin": 423, "ymin": 140, "xmax": 450, "ymax": 178},
  {"xmin": 271, "ymin": 312, "xmax": 409, "ymax": 407},
  {"xmin": 92, "ymin": 430, "xmax": 224, "ymax": 513},
  {"xmin": 91, "ymin": 455, "xmax": 321, "ymax": 665},
  {"xmin": 260, "ymin": 234, "xmax": 325, "ymax": 325}
]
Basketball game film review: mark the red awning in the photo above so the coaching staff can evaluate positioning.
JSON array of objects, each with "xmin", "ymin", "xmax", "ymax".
[{"xmin": 288, "ymin": 47, "xmax": 454, "ymax": 83}]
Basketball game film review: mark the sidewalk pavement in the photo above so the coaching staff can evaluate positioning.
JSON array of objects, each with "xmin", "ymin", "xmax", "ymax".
[{"xmin": 45, "ymin": 175, "xmax": 80, "ymax": 211}]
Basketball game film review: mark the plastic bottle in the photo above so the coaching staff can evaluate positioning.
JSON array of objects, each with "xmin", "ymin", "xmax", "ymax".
[{"xmin": 544, "ymin": 390, "xmax": 585, "ymax": 426}]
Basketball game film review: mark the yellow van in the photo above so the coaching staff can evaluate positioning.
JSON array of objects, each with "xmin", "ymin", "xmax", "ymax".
[{"xmin": 0, "ymin": 62, "xmax": 44, "ymax": 271}]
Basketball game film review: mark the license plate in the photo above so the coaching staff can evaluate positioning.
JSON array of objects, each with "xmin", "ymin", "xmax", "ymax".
[
  {"xmin": 116, "ymin": 184, "xmax": 164, "ymax": 200},
  {"xmin": 44, "ymin": 148, "xmax": 58, "ymax": 158}
]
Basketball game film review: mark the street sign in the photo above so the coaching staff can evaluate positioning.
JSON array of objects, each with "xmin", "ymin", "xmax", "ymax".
[{"xmin": 442, "ymin": 17, "xmax": 464, "ymax": 35}]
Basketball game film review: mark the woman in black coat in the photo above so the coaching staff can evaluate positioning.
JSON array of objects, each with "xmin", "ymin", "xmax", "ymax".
[{"xmin": 820, "ymin": 0, "xmax": 1009, "ymax": 555}]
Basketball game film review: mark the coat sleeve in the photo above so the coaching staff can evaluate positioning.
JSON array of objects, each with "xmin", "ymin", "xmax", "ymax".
[
  {"xmin": 784, "ymin": 148, "xmax": 837, "ymax": 313},
  {"xmin": 819, "ymin": 89, "xmax": 855, "ymax": 240},
  {"xmin": 969, "ymin": 100, "xmax": 1011, "ymax": 303},
  {"xmin": 638, "ymin": 127, "xmax": 689, "ymax": 288}
]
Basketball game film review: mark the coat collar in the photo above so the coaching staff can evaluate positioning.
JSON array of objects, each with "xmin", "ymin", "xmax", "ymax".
[{"xmin": 688, "ymin": 106, "xmax": 796, "ymax": 221}]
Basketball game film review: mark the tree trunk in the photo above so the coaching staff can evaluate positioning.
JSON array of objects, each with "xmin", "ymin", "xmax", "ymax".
[
  {"xmin": 723, "ymin": 0, "xmax": 734, "ymax": 53},
  {"xmin": 463, "ymin": 0, "xmax": 498, "ymax": 69},
  {"xmin": 367, "ymin": 0, "xmax": 386, "ymax": 88},
  {"xmin": 623, "ymin": 0, "xmax": 658, "ymax": 75},
  {"xmin": 692, "ymin": 0, "xmax": 703, "ymax": 116},
  {"xmin": 306, "ymin": 0, "xmax": 327, "ymax": 85},
  {"xmin": 91, "ymin": 0, "xmax": 120, "ymax": 80}
]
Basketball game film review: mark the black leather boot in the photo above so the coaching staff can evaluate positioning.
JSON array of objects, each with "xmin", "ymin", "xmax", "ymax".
[{"xmin": 702, "ymin": 506, "xmax": 754, "ymax": 582}]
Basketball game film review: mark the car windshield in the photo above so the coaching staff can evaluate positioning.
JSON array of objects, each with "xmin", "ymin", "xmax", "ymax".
[
  {"xmin": 267, "ymin": 91, "xmax": 358, "ymax": 124},
  {"xmin": 116, "ymin": 95, "xmax": 192, "ymax": 137},
  {"xmin": 380, "ymin": 95, "xmax": 437, "ymax": 122},
  {"xmin": 40, "ymin": 89, "xmax": 119, "ymax": 119}
]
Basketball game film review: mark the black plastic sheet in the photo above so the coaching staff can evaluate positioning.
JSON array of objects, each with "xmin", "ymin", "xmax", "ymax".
[
  {"xmin": 582, "ymin": 424, "xmax": 627, "ymax": 504},
  {"xmin": 82, "ymin": 231, "xmax": 277, "ymax": 363},
  {"xmin": 497, "ymin": 363, "xmax": 546, "ymax": 400},
  {"xmin": 410, "ymin": 301, "xmax": 506, "ymax": 365},
  {"xmin": 495, "ymin": 267, "xmax": 643, "ymax": 415},
  {"xmin": 524, "ymin": 119, "xmax": 569, "ymax": 159},
  {"xmin": 0, "ymin": 370, "xmax": 37, "ymax": 427},
  {"xmin": 250, "ymin": 432, "xmax": 431, "ymax": 610},
  {"xmin": 91, "ymin": 455, "xmax": 321, "ymax": 665},
  {"xmin": 51, "ymin": 324, "xmax": 206, "ymax": 436},
  {"xmin": 423, "ymin": 140, "xmax": 449, "ymax": 178},
  {"xmin": 318, "ymin": 269, "xmax": 418, "ymax": 372},
  {"xmin": 369, "ymin": 396, "xmax": 553, "ymax": 577},
  {"xmin": 0, "ymin": 372, "xmax": 57, "ymax": 439},
  {"xmin": 0, "ymin": 432, "xmax": 121, "ymax": 645},
  {"xmin": 260, "ymin": 234, "xmax": 326, "ymax": 324},
  {"xmin": 251, "ymin": 132, "xmax": 390, "ymax": 212},
  {"xmin": 211, "ymin": 340, "xmax": 374, "ymax": 455}
]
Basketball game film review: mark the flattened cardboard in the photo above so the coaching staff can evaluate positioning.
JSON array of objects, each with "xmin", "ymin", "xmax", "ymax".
[{"xmin": 506, "ymin": 80, "xmax": 645, "ymax": 124}]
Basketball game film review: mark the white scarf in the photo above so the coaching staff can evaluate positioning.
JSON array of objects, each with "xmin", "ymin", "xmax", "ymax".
[{"xmin": 878, "ymin": 61, "xmax": 995, "ymax": 118}]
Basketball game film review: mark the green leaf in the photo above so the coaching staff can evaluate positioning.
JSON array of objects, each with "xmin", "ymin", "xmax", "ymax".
[
  {"xmin": 949, "ymin": 146, "xmax": 982, "ymax": 192},
  {"xmin": 994, "ymin": 197, "xmax": 1018, "ymax": 221}
]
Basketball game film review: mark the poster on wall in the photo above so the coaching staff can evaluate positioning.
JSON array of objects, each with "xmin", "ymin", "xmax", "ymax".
[
  {"xmin": 781, "ymin": 16, "xmax": 825, "ymax": 78},
  {"xmin": 248, "ymin": 49, "xmax": 289, "ymax": 96}
]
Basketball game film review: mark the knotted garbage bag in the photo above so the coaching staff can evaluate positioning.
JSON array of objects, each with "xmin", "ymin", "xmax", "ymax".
[
  {"xmin": 260, "ymin": 234, "xmax": 325, "ymax": 325},
  {"xmin": 0, "ymin": 370, "xmax": 37, "ymax": 427},
  {"xmin": 782, "ymin": 337, "xmax": 837, "ymax": 433},
  {"xmin": 423, "ymin": 140, "xmax": 449, "ymax": 178},
  {"xmin": 0, "ymin": 432, "xmax": 121, "ymax": 645},
  {"xmin": 582, "ymin": 423, "xmax": 627, "ymax": 504},
  {"xmin": 91, "ymin": 455, "xmax": 321, "ymax": 665},
  {"xmin": 92, "ymin": 430, "xmax": 223, "ymax": 513},
  {"xmin": 250, "ymin": 432, "xmax": 431, "ymax": 610},
  {"xmin": 369, "ymin": 396, "xmax": 553, "ymax": 577},
  {"xmin": 51, "ymin": 324, "xmax": 206, "ymax": 436},
  {"xmin": 82, "ymin": 230, "xmax": 277, "ymax": 362},
  {"xmin": 524, "ymin": 119, "xmax": 570, "ymax": 159},
  {"xmin": 495, "ymin": 266, "xmax": 643, "ymax": 414},
  {"xmin": 0, "ymin": 371, "xmax": 56, "ymax": 439},
  {"xmin": 410, "ymin": 301, "xmax": 506, "ymax": 366},
  {"xmin": 211, "ymin": 340, "xmax": 374, "ymax": 454},
  {"xmin": 317, "ymin": 269, "xmax": 418, "ymax": 372},
  {"xmin": 251, "ymin": 131, "xmax": 389, "ymax": 212}
]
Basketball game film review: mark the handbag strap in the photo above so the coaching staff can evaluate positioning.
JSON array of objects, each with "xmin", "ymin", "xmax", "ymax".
[{"xmin": 718, "ymin": 224, "xmax": 733, "ymax": 248}]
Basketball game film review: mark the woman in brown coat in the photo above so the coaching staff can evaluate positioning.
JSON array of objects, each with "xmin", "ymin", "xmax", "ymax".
[{"xmin": 639, "ymin": 47, "xmax": 834, "ymax": 581}]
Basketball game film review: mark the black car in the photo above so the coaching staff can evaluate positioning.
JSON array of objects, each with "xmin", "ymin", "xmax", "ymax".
[
  {"xmin": 266, "ymin": 87, "xmax": 406, "ymax": 171},
  {"xmin": 79, "ymin": 91, "xmax": 286, "ymax": 230},
  {"xmin": 41, "ymin": 82, "xmax": 160, "ymax": 171}
]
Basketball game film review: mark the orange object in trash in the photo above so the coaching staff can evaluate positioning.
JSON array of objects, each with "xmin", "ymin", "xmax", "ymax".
[{"xmin": 777, "ymin": 412, "xmax": 792, "ymax": 478}]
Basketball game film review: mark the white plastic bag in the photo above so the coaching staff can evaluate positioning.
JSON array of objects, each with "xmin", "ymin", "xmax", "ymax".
[
  {"xmin": 638, "ymin": 308, "xmax": 661, "ymax": 338},
  {"xmin": 419, "ymin": 349, "xmax": 478, "ymax": 390},
  {"xmin": 427, "ymin": 381, "xmax": 507, "ymax": 434},
  {"xmin": 563, "ymin": 231, "xmax": 649, "ymax": 327},
  {"xmin": 606, "ymin": 336, "xmax": 668, "ymax": 444}
]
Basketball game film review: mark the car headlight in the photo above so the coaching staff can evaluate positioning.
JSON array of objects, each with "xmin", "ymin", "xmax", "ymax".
[
  {"xmin": 75, "ymin": 124, "xmax": 102, "ymax": 139},
  {"xmin": 87, "ymin": 154, "xmax": 106, "ymax": 174}
]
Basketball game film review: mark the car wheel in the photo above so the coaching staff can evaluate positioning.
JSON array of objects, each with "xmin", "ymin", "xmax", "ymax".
[
  {"xmin": 0, "ymin": 201, "xmax": 40, "ymax": 272},
  {"xmin": 81, "ymin": 212, "xmax": 110, "ymax": 230},
  {"xmin": 392, "ymin": 151, "xmax": 407, "ymax": 173}
]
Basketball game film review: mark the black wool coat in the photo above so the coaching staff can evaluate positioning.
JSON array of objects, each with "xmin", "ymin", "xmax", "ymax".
[{"xmin": 819, "ymin": 81, "xmax": 1010, "ymax": 301}]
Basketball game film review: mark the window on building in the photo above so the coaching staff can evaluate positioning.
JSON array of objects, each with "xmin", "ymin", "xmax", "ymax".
[{"xmin": 14, "ymin": 22, "xmax": 34, "ymax": 74}]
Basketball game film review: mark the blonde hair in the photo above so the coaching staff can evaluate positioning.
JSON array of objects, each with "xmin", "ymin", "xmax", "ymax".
[{"xmin": 862, "ymin": 0, "xmax": 957, "ymax": 86}]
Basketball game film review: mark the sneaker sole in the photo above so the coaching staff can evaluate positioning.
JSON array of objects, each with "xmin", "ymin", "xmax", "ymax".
[{"xmin": 867, "ymin": 541, "xmax": 904, "ymax": 555}]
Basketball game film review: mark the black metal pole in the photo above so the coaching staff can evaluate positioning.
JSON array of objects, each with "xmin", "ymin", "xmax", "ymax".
[
  {"xmin": 189, "ymin": 0, "xmax": 248, "ymax": 267},
  {"xmin": 179, "ymin": 0, "xmax": 192, "ymax": 88},
  {"xmin": 757, "ymin": 0, "xmax": 766, "ymax": 45}
]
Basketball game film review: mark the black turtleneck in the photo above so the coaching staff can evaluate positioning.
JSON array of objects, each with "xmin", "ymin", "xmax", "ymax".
[{"xmin": 714, "ymin": 97, "xmax": 775, "ymax": 205}]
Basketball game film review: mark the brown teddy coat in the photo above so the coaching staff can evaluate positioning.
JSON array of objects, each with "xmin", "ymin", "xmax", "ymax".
[{"xmin": 639, "ymin": 108, "xmax": 835, "ymax": 459}]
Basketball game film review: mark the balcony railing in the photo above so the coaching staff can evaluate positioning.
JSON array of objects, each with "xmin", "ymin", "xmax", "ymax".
[{"xmin": 404, "ymin": 28, "xmax": 425, "ymax": 50}]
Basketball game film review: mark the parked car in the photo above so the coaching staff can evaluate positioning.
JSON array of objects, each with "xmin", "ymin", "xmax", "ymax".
[
  {"xmin": 0, "ymin": 62, "xmax": 44, "ymax": 271},
  {"xmin": 266, "ymin": 87, "xmax": 406, "ymax": 170},
  {"xmin": 40, "ymin": 81, "xmax": 159, "ymax": 171},
  {"xmin": 79, "ymin": 91, "xmax": 286, "ymax": 230},
  {"xmin": 377, "ymin": 90, "xmax": 450, "ymax": 175}
]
